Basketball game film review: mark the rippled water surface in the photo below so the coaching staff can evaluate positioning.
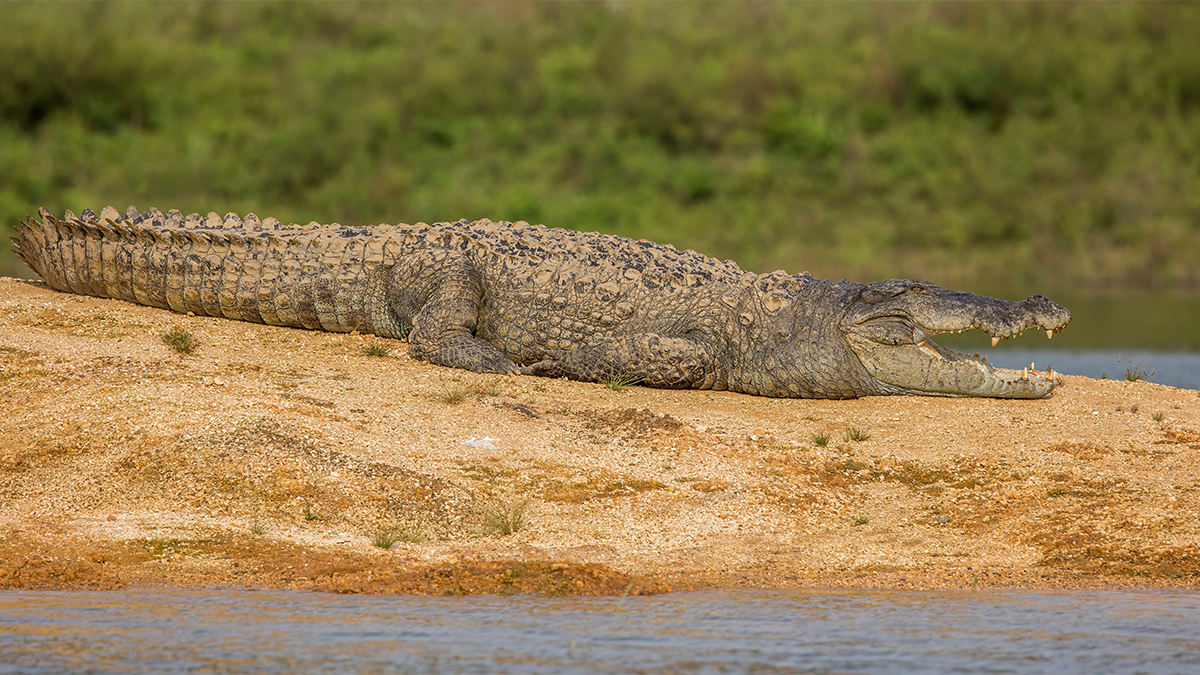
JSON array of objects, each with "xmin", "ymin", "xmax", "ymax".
[{"xmin": 1, "ymin": 589, "xmax": 1198, "ymax": 674}]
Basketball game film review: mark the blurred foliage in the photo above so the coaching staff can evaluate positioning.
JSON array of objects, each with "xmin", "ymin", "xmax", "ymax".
[{"xmin": 2, "ymin": 1, "xmax": 1199, "ymax": 291}]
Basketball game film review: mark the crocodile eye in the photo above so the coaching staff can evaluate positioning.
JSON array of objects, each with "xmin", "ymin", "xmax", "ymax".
[
  {"xmin": 863, "ymin": 288, "xmax": 904, "ymax": 303},
  {"xmin": 908, "ymin": 286, "xmax": 931, "ymax": 295},
  {"xmin": 853, "ymin": 317, "xmax": 915, "ymax": 345}
]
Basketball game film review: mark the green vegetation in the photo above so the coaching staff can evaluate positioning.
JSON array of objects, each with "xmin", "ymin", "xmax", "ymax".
[
  {"xmin": 371, "ymin": 530, "xmax": 408, "ymax": 550},
  {"xmin": 844, "ymin": 428, "xmax": 871, "ymax": 443},
  {"xmin": 373, "ymin": 519, "xmax": 428, "ymax": 548},
  {"xmin": 2, "ymin": 2, "xmax": 1199, "ymax": 291},
  {"xmin": 812, "ymin": 433, "xmax": 831, "ymax": 447},
  {"xmin": 360, "ymin": 341, "xmax": 392, "ymax": 357},
  {"xmin": 161, "ymin": 326, "xmax": 196, "ymax": 355},
  {"xmin": 483, "ymin": 500, "xmax": 528, "ymax": 537},
  {"xmin": 601, "ymin": 373, "xmax": 641, "ymax": 393},
  {"xmin": 436, "ymin": 387, "xmax": 469, "ymax": 405},
  {"xmin": 1125, "ymin": 361, "xmax": 1155, "ymax": 382}
]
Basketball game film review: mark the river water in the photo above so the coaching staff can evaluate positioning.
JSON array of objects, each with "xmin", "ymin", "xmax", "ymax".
[
  {"xmin": 1, "ymin": 588, "xmax": 1198, "ymax": 674},
  {"xmin": 967, "ymin": 348, "xmax": 1200, "ymax": 390},
  {"xmin": 929, "ymin": 291, "xmax": 1200, "ymax": 390}
]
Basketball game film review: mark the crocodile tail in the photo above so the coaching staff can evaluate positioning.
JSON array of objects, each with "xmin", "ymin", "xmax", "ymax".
[
  {"xmin": 14, "ymin": 208, "xmax": 86, "ymax": 296},
  {"xmin": 16, "ymin": 207, "xmax": 156, "ymax": 307},
  {"xmin": 15, "ymin": 206, "xmax": 397, "ymax": 333}
]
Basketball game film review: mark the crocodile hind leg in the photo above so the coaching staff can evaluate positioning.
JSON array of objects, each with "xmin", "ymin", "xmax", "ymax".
[
  {"xmin": 521, "ymin": 334, "xmax": 719, "ymax": 389},
  {"xmin": 386, "ymin": 249, "xmax": 519, "ymax": 374}
]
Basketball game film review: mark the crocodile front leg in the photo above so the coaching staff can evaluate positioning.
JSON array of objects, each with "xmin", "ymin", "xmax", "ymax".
[
  {"xmin": 386, "ymin": 249, "xmax": 518, "ymax": 374},
  {"xmin": 521, "ymin": 334, "xmax": 720, "ymax": 389}
]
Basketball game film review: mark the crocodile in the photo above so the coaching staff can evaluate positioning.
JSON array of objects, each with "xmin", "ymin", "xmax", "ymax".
[{"xmin": 12, "ymin": 206, "xmax": 1070, "ymax": 398}]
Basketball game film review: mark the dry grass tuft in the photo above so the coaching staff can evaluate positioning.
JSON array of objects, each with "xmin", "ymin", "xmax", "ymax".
[{"xmin": 435, "ymin": 380, "xmax": 502, "ymax": 404}]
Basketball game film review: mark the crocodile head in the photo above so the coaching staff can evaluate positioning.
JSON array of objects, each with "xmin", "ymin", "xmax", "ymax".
[{"xmin": 840, "ymin": 279, "xmax": 1071, "ymax": 398}]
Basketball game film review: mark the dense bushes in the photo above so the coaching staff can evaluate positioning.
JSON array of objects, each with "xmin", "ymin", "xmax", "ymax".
[{"xmin": 2, "ymin": 1, "xmax": 1198, "ymax": 290}]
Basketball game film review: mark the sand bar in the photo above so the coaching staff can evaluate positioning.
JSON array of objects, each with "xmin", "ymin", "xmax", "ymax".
[{"xmin": 1, "ymin": 278, "xmax": 1197, "ymax": 594}]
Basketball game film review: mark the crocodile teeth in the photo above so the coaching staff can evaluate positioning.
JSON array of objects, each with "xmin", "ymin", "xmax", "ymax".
[
  {"xmin": 1046, "ymin": 329, "xmax": 1054, "ymax": 340},
  {"xmin": 991, "ymin": 336, "xmax": 1000, "ymax": 347},
  {"xmin": 1048, "ymin": 368, "xmax": 1056, "ymax": 382},
  {"xmin": 1021, "ymin": 368, "xmax": 1029, "ymax": 381},
  {"xmin": 917, "ymin": 338, "xmax": 944, "ymax": 361}
]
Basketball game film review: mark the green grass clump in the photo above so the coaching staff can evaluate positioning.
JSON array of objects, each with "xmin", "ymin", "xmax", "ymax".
[
  {"xmin": 436, "ymin": 386, "xmax": 469, "ymax": 404},
  {"xmin": 483, "ymin": 500, "xmax": 528, "ymax": 537},
  {"xmin": 601, "ymin": 373, "xmax": 641, "ymax": 392},
  {"xmin": 435, "ymin": 380, "xmax": 501, "ymax": 404},
  {"xmin": 812, "ymin": 434, "xmax": 830, "ymax": 447},
  {"xmin": 372, "ymin": 530, "xmax": 400, "ymax": 549},
  {"xmin": 844, "ymin": 428, "xmax": 871, "ymax": 443},
  {"xmin": 1125, "ymin": 362, "xmax": 1155, "ymax": 382},
  {"xmin": 361, "ymin": 341, "xmax": 392, "ymax": 357},
  {"xmin": 161, "ymin": 326, "xmax": 196, "ymax": 355},
  {"xmin": 303, "ymin": 500, "xmax": 321, "ymax": 521},
  {"xmin": 372, "ymin": 524, "xmax": 427, "ymax": 549}
]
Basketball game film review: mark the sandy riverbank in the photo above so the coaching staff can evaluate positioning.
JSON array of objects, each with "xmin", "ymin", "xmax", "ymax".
[{"xmin": 1, "ymin": 277, "xmax": 1197, "ymax": 595}]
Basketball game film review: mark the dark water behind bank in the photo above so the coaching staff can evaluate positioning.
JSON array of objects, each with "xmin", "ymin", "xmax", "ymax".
[
  {"xmin": 896, "ymin": 291, "xmax": 1200, "ymax": 390},
  {"xmin": 1, "ymin": 589, "xmax": 1198, "ymax": 675},
  {"xmin": 929, "ymin": 291, "xmax": 1198, "ymax": 349},
  {"xmin": 965, "ymin": 349, "xmax": 1200, "ymax": 390}
]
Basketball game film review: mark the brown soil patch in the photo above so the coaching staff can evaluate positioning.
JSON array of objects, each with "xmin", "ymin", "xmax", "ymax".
[
  {"xmin": 0, "ymin": 530, "xmax": 664, "ymax": 596},
  {"xmin": 2, "ymin": 277, "xmax": 1199, "ymax": 594}
]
